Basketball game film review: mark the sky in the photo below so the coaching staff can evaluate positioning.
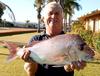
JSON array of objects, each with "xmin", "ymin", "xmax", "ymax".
[{"xmin": 0, "ymin": 0, "xmax": 100, "ymax": 23}]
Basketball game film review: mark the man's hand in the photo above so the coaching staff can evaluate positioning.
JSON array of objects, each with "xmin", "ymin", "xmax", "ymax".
[
  {"xmin": 64, "ymin": 60, "xmax": 86, "ymax": 72},
  {"xmin": 20, "ymin": 48, "xmax": 33, "ymax": 62}
]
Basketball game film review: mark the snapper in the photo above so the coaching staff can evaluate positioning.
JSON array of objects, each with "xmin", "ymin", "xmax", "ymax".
[{"xmin": 4, "ymin": 34, "xmax": 94, "ymax": 66}]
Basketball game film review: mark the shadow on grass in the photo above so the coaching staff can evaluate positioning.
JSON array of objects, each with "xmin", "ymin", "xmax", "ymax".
[{"xmin": 0, "ymin": 53, "xmax": 9, "ymax": 56}]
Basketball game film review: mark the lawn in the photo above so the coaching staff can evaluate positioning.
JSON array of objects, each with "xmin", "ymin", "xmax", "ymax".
[
  {"xmin": 0, "ymin": 32, "xmax": 100, "ymax": 76},
  {"xmin": 0, "ymin": 47, "xmax": 27, "ymax": 76},
  {"xmin": 0, "ymin": 32, "xmax": 37, "ymax": 76}
]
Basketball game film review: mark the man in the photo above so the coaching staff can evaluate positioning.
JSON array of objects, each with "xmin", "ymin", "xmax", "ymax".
[{"xmin": 22, "ymin": 2, "xmax": 87, "ymax": 76}]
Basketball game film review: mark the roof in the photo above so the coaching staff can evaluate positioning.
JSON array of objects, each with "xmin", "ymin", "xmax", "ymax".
[{"xmin": 79, "ymin": 9, "xmax": 100, "ymax": 21}]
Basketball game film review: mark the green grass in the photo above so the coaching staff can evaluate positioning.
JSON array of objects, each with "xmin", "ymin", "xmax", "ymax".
[
  {"xmin": 0, "ymin": 32, "xmax": 100, "ymax": 76},
  {"xmin": 0, "ymin": 32, "xmax": 39, "ymax": 43},
  {"xmin": 74, "ymin": 63, "xmax": 100, "ymax": 76},
  {"xmin": 0, "ymin": 47, "xmax": 27, "ymax": 76},
  {"xmin": 0, "ymin": 32, "xmax": 37, "ymax": 76}
]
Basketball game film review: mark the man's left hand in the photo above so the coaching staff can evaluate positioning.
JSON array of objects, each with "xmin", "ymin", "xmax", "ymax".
[{"xmin": 64, "ymin": 60, "xmax": 86, "ymax": 72}]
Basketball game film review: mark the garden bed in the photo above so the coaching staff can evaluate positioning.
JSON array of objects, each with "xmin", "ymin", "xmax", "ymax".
[{"xmin": 0, "ymin": 27, "xmax": 37, "ymax": 35}]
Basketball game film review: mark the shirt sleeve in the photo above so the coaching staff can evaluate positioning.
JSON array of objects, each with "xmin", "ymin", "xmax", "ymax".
[{"xmin": 28, "ymin": 35, "xmax": 42, "ymax": 45}]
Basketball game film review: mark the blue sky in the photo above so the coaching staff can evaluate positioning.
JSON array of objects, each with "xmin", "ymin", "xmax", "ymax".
[
  {"xmin": 0, "ymin": 0, "xmax": 100, "ymax": 23},
  {"xmin": 73, "ymin": 0, "xmax": 100, "ymax": 20}
]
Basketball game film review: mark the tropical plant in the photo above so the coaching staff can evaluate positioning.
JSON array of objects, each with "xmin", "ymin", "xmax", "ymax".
[
  {"xmin": 71, "ymin": 22, "xmax": 100, "ymax": 52},
  {"xmin": 60, "ymin": 0, "xmax": 82, "ymax": 32},
  {"xmin": 93, "ymin": 33, "xmax": 100, "ymax": 52},
  {"xmin": 34, "ymin": 0, "xmax": 45, "ymax": 32}
]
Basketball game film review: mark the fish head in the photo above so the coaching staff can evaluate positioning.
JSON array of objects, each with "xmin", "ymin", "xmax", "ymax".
[{"xmin": 64, "ymin": 34, "xmax": 95, "ymax": 61}]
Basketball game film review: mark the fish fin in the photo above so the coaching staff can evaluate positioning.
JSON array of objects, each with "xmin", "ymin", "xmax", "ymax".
[
  {"xmin": 4, "ymin": 41, "xmax": 19, "ymax": 55},
  {"xmin": 6, "ymin": 55, "xmax": 18, "ymax": 63}
]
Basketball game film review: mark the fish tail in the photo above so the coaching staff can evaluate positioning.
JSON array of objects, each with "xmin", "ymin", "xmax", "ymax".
[
  {"xmin": 6, "ymin": 55, "xmax": 18, "ymax": 63},
  {"xmin": 3, "ymin": 41, "xmax": 19, "ymax": 62}
]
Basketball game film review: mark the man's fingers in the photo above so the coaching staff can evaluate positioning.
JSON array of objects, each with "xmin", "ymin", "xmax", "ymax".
[
  {"xmin": 64, "ymin": 64, "xmax": 74, "ymax": 72},
  {"xmin": 71, "ymin": 61, "xmax": 86, "ymax": 71},
  {"xmin": 21, "ymin": 49, "xmax": 31, "ymax": 62},
  {"xmin": 71, "ymin": 62, "xmax": 80, "ymax": 71}
]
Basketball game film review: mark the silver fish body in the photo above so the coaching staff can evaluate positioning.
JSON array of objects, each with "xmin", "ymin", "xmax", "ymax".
[{"xmin": 17, "ymin": 34, "xmax": 94, "ymax": 65}]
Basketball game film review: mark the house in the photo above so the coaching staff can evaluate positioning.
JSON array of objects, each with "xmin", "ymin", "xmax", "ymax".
[{"xmin": 79, "ymin": 9, "xmax": 100, "ymax": 33}]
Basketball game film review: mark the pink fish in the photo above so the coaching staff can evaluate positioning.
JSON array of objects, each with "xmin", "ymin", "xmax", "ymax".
[{"xmin": 4, "ymin": 34, "xmax": 94, "ymax": 66}]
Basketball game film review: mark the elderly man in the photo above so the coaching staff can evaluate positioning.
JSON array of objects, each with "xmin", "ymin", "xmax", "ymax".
[{"xmin": 22, "ymin": 2, "xmax": 87, "ymax": 76}]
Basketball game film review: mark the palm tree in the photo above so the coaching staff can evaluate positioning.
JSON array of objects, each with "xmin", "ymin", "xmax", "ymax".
[
  {"xmin": 34, "ymin": 0, "xmax": 46, "ymax": 32},
  {"xmin": 59, "ymin": 0, "xmax": 82, "ymax": 32}
]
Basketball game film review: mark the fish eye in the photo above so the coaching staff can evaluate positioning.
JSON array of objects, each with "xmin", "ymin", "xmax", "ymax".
[{"xmin": 79, "ymin": 43, "xmax": 86, "ymax": 51}]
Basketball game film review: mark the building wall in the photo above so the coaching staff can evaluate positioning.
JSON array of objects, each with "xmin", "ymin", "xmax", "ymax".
[
  {"xmin": 85, "ymin": 18, "xmax": 100, "ymax": 33},
  {"xmin": 95, "ymin": 19, "xmax": 100, "ymax": 32},
  {"xmin": 79, "ymin": 10, "xmax": 100, "ymax": 33},
  {"xmin": 89, "ymin": 19, "xmax": 94, "ymax": 31}
]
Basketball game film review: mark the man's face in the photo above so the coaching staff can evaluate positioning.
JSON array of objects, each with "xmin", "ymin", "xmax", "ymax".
[{"xmin": 43, "ymin": 5, "xmax": 63, "ymax": 35}]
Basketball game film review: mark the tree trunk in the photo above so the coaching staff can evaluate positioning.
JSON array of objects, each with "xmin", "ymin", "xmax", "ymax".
[
  {"xmin": 37, "ymin": 7, "xmax": 41, "ymax": 33},
  {"xmin": 37, "ymin": 19, "xmax": 41, "ymax": 32},
  {"xmin": 68, "ymin": 15, "xmax": 71, "ymax": 32}
]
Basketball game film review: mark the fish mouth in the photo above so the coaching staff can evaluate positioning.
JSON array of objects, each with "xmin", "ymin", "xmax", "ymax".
[{"xmin": 84, "ymin": 54, "xmax": 94, "ymax": 61}]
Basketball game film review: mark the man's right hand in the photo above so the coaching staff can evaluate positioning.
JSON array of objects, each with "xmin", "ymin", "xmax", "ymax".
[{"xmin": 20, "ymin": 48, "xmax": 33, "ymax": 62}]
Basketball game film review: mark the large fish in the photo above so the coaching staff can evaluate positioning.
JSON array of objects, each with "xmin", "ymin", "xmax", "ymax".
[{"xmin": 4, "ymin": 34, "xmax": 94, "ymax": 66}]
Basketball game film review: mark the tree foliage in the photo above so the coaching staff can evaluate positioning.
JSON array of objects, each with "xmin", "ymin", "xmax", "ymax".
[{"xmin": 0, "ymin": 2, "xmax": 6, "ymax": 22}]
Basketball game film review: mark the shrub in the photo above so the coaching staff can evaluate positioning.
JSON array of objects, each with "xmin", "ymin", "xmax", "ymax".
[
  {"xmin": 93, "ymin": 33, "xmax": 100, "ymax": 52},
  {"xmin": 71, "ymin": 22, "xmax": 100, "ymax": 52},
  {"xmin": 71, "ymin": 23, "xmax": 94, "ymax": 49}
]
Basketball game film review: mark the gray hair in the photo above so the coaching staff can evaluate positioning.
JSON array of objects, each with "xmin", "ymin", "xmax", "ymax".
[{"xmin": 41, "ymin": 1, "xmax": 63, "ymax": 17}]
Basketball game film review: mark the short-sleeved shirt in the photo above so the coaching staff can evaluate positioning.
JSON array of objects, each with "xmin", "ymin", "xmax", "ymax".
[{"xmin": 29, "ymin": 31, "xmax": 74, "ymax": 76}]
